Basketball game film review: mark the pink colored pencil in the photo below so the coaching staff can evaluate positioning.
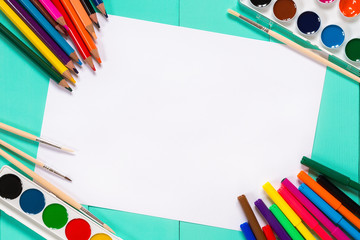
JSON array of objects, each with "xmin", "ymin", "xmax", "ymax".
[{"xmin": 38, "ymin": 0, "xmax": 68, "ymax": 29}]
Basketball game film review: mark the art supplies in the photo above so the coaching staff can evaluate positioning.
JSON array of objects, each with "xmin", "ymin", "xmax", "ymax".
[
  {"xmin": 238, "ymin": 195, "xmax": 266, "ymax": 240},
  {"xmin": 254, "ymin": 199, "xmax": 291, "ymax": 240},
  {"xmin": 263, "ymin": 182, "xmax": 315, "ymax": 240},
  {"xmin": 297, "ymin": 170, "xmax": 360, "ymax": 229},
  {"xmin": 0, "ymin": 138, "xmax": 71, "ymax": 181},
  {"xmin": 0, "ymin": 165, "xmax": 120, "ymax": 240},
  {"xmin": 317, "ymin": 175, "xmax": 360, "ymax": 217},
  {"xmin": 278, "ymin": 186, "xmax": 332, "ymax": 240},
  {"xmin": 70, "ymin": 0, "xmax": 96, "ymax": 39},
  {"xmin": 90, "ymin": 0, "xmax": 107, "ymax": 18},
  {"xmin": 0, "ymin": 148, "xmax": 115, "ymax": 233},
  {"xmin": 262, "ymin": 225, "xmax": 276, "ymax": 240},
  {"xmin": 269, "ymin": 204, "xmax": 304, "ymax": 240},
  {"xmin": 36, "ymin": 15, "xmax": 326, "ymax": 230},
  {"xmin": 80, "ymin": 0, "xmax": 99, "ymax": 28},
  {"xmin": 240, "ymin": 222, "xmax": 256, "ymax": 240},
  {"xmin": 238, "ymin": 0, "xmax": 360, "ymax": 77},
  {"xmin": 301, "ymin": 156, "xmax": 360, "ymax": 192},
  {"xmin": 38, "ymin": 0, "xmax": 67, "ymax": 28},
  {"xmin": 0, "ymin": 23, "xmax": 72, "ymax": 91},
  {"xmin": 227, "ymin": 9, "xmax": 360, "ymax": 83},
  {"xmin": 299, "ymin": 183, "xmax": 360, "ymax": 239},
  {"xmin": 29, "ymin": 0, "xmax": 66, "ymax": 35},
  {"xmin": 0, "ymin": 122, "xmax": 73, "ymax": 152},
  {"xmin": 0, "ymin": 0, "xmax": 75, "ymax": 81},
  {"xmin": 5, "ymin": 0, "xmax": 78, "ymax": 73},
  {"xmin": 51, "ymin": 0, "xmax": 95, "ymax": 70},
  {"xmin": 281, "ymin": 178, "xmax": 349, "ymax": 240}
]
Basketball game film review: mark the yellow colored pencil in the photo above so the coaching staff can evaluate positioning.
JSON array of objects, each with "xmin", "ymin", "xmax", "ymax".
[{"xmin": 0, "ymin": 0, "xmax": 75, "ymax": 83}]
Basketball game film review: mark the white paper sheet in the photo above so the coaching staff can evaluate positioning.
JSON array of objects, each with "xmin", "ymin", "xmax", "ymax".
[{"xmin": 36, "ymin": 15, "xmax": 326, "ymax": 230}]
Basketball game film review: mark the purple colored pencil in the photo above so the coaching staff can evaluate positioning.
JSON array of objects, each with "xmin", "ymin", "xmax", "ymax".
[
  {"xmin": 5, "ymin": 0, "xmax": 76, "ymax": 72},
  {"xmin": 254, "ymin": 199, "xmax": 291, "ymax": 240},
  {"xmin": 281, "ymin": 178, "xmax": 350, "ymax": 240}
]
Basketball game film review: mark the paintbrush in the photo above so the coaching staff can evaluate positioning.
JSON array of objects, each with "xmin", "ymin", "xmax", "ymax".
[
  {"xmin": 0, "ymin": 122, "xmax": 74, "ymax": 153},
  {"xmin": 0, "ymin": 138, "xmax": 71, "ymax": 182},
  {"xmin": 227, "ymin": 9, "xmax": 360, "ymax": 83},
  {"xmin": 0, "ymin": 147, "xmax": 115, "ymax": 234}
]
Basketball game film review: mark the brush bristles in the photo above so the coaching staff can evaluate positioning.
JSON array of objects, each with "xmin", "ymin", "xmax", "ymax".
[
  {"xmin": 61, "ymin": 147, "xmax": 75, "ymax": 153},
  {"xmin": 228, "ymin": 9, "xmax": 240, "ymax": 17}
]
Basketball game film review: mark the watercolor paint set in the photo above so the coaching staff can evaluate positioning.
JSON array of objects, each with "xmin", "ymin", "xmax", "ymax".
[
  {"xmin": 239, "ymin": 0, "xmax": 360, "ymax": 76},
  {"xmin": 0, "ymin": 165, "xmax": 121, "ymax": 240}
]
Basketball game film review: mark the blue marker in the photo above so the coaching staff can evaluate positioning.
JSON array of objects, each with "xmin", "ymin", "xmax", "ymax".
[
  {"xmin": 240, "ymin": 222, "xmax": 256, "ymax": 240},
  {"xmin": 299, "ymin": 183, "xmax": 360, "ymax": 239},
  {"xmin": 16, "ymin": 0, "xmax": 82, "ymax": 65}
]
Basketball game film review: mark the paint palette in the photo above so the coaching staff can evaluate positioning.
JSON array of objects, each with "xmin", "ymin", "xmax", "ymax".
[
  {"xmin": 239, "ymin": 0, "xmax": 360, "ymax": 75},
  {"xmin": 0, "ymin": 165, "xmax": 122, "ymax": 240}
]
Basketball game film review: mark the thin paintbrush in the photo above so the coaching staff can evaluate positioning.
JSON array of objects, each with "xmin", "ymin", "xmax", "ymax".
[
  {"xmin": 0, "ymin": 138, "xmax": 71, "ymax": 182},
  {"xmin": 227, "ymin": 9, "xmax": 360, "ymax": 84},
  {"xmin": 0, "ymin": 147, "xmax": 115, "ymax": 234},
  {"xmin": 0, "ymin": 122, "xmax": 74, "ymax": 153}
]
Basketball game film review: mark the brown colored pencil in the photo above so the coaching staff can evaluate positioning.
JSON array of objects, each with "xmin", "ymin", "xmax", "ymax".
[{"xmin": 30, "ymin": 0, "xmax": 67, "ymax": 35}]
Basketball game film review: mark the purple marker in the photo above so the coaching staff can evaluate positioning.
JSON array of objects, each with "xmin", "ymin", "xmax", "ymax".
[
  {"xmin": 281, "ymin": 178, "xmax": 350, "ymax": 240},
  {"xmin": 5, "ymin": 0, "xmax": 77, "ymax": 73},
  {"xmin": 254, "ymin": 199, "xmax": 291, "ymax": 240}
]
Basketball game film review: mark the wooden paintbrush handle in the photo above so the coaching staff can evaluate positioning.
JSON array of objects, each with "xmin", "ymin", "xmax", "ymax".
[
  {"xmin": 269, "ymin": 30, "xmax": 360, "ymax": 83},
  {"xmin": 0, "ymin": 122, "xmax": 37, "ymax": 141}
]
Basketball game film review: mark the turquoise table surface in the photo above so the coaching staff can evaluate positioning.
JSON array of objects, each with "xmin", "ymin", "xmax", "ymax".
[{"xmin": 0, "ymin": 0, "xmax": 359, "ymax": 239}]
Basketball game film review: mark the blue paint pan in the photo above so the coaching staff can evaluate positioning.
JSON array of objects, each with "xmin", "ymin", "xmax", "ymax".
[{"xmin": 321, "ymin": 25, "xmax": 345, "ymax": 49}]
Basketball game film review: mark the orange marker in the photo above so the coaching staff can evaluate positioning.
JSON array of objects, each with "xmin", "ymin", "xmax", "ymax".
[
  {"xmin": 298, "ymin": 171, "xmax": 360, "ymax": 229},
  {"xmin": 57, "ymin": 0, "xmax": 101, "ymax": 63}
]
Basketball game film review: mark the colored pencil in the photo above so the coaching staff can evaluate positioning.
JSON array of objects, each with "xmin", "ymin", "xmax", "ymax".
[
  {"xmin": 238, "ymin": 195, "xmax": 266, "ymax": 240},
  {"xmin": 228, "ymin": 9, "xmax": 360, "ymax": 84},
  {"xmin": 57, "ymin": 0, "xmax": 101, "ymax": 63},
  {"xmin": 0, "ymin": 0, "xmax": 74, "ymax": 82},
  {"xmin": 17, "ymin": 0, "xmax": 81, "ymax": 65},
  {"xmin": 0, "ymin": 122, "xmax": 74, "ymax": 152},
  {"xmin": 301, "ymin": 156, "xmax": 360, "ymax": 192},
  {"xmin": 70, "ymin": 0, "xmax": 96, "ymax": 39},
  {"xmin": 0, "ymin": 148, "xmax": 115, "ymax": 234},
  {"xmin": 52, "ymin": 0, "xmax": 95, "ymax": 70},
  {"xmin": 0, "ymin": 22, "xmax": 72, "ymax": 92},
  {"xmin": 0, "ymin": 138, "xmax": 71, "ymax": 181},
  {"xmin": 6, "ymin": 0, "xmax": 78, "ymax": 74},
  {"xmin": 317, "ymin": 175, "xmax": 360, "ymax": 217},
  {"xmin": 29, "ymin": 0, "xmax": 66, "ymax": 35},
  {"xmin": 298, "ymin": 171, "xmax": 360, "ymax": 229},
  {"xmin": 38, "ymin": 0, "xmax": 68, "ymax": 28},
  {"xmin": 281, "ymin": 178, "xmax": 349, "ymax": 240},
  {"xmin": 80, "ymin": 0, "xmax": 99, "ymax": 28},
  {"xmin": 91, "ymin": 0, "xmax": 107, "ymax": 18}
]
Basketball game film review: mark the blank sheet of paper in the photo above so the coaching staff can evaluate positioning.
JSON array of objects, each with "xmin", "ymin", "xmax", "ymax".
[{"xmin": 36, "ymin": 15, "xmax": 326, "ymax": 230}]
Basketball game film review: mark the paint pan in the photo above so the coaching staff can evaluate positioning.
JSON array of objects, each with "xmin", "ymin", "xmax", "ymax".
[
  {"xmin": 339, "ymin": 0, "xmax": 360, "ymax": 17},
  {"xmin": 273, "ymin": 0, "xmax": 297, "ymax": 22},
  {"xmin": 297, "ymin": 11, "xmax": 321, "ymax": 35},
  {"xmin": 0, "ymin": 165, "xmax": 122, "ymax": 240},
  {"xmin": 250, "ymin": 0, "xmax": 272, "ymax": 8},
  {"xmin": 321, "ymin": 25, "xmax": 345, "ymax": 48},
  {"xmin": 345, "ymin": 39, "xmax": 360, "ymax": 62}
]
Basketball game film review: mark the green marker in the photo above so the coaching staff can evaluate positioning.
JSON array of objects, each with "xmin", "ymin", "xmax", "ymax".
[
  {"xmin": 269, "ymin": 204, "xmax": 304, "ymax": 240},
  {"xmin": 301, "ymin": 156, "xmax": 360, "ymax": 192}
]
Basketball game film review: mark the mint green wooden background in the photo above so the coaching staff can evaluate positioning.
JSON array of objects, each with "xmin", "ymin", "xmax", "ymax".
[{"xmin": 0, "ymin": 0, "xmax": 359, "ymax": 239}]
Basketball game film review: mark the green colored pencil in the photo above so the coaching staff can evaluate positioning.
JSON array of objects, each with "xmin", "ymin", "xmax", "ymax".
[{"xmin": 0, "ymin": 22, "xmax": 72, "ymax": 92}]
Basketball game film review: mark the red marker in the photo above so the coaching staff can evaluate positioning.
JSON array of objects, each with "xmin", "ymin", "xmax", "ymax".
[{"xmin": 262, "ymin": 225, "xmax": 276, "ymax": 240}]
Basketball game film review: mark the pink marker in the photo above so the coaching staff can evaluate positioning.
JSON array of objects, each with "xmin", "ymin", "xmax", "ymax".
[
  {"xmin": 281, "ymin": 178, "xmax": 350, "ymax": 240},
  {"xmin": 39, "ymin": 0, "xmax": 68, "ymax": 29},
  {"xmin": 278, "ymin": 186, "xmax": 332, "ymax": 240}
]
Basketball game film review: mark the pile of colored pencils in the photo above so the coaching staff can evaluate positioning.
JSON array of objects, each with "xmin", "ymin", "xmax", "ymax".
[{"xmin": 0, "ymin": 0, "xmax": 108, "ymax": 92}]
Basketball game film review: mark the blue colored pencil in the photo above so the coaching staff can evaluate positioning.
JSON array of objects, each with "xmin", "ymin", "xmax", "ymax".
[
  {"xmin": 90, "ymin": 0, "xmax": 107, "ymax": 18},
  {"xmin": 17, "ymin": 0, "xmax": 82, "ymax": 65}
]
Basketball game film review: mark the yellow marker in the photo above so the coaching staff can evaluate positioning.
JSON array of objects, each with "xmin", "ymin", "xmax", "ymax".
[
  {"xmin": 263, "ymin": 182, "xmax": 315, "ymax": 240},
  {"xmin": 0, "ymin": 0, "xmax": 75, "ymax": 83}
]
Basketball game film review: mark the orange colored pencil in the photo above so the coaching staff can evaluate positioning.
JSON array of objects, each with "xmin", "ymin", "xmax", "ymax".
[
  {"xmin": 298, "ymin": 171, "xmax": 360, "ymax": 229},
  {"xmin": 69, "ymin": 0, "xmax": 96, "ymax": 39},
  {"xmin": 55, "ymin": 0, "xmax": 101, "ymax": 63}
]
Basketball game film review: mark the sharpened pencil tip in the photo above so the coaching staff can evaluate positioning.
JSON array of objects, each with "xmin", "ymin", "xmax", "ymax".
[
  {"xmin": 66, "ymin": 87, "xmax": 73, "ymax": 92},
  {"xmin": 73, "ymin": 68, "xmax": 79, "ymax": 74},
  {"xmin": 77, "ymin": 59, "xmax": 82, "ymax": 66},
  {"xmin": 95, "ymin": 22, "xmax": 100, "ymax": 28},
  {"xmin": 96, "ymin": 58, "xmax": 102, "ymax": 64},
  {"xmin": 105, "ymin": 12, "xmax": 108, "ymax": 18},
  {"xmin": 91, "ymin": 66, "xmax": 96, "ymax": 71}
]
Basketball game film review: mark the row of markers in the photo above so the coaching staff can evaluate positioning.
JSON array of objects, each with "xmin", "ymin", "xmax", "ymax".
[
  {"xmin": 239, "ymin": 157, "xmax": 360, "ymax": 240},
  {"xmin": 0, "ymin": 0, "xmax": 108, "ymax": 92}
]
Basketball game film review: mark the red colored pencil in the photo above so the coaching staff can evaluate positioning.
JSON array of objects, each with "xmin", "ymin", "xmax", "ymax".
[{"xmin": 51, "ymin": 0, "xmax": 95, "ymax": 70}]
